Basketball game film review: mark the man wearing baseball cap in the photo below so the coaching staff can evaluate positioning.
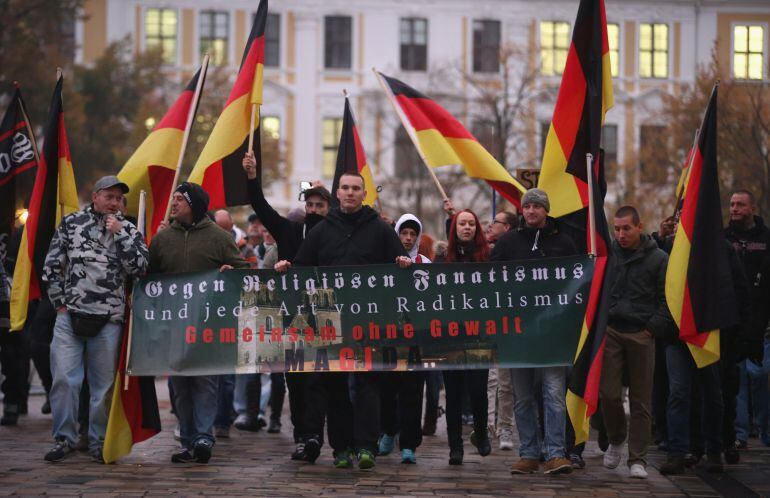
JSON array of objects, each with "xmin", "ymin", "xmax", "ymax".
[{"xmin": 42, "ymin": 175, "xmax": 148, "ymax": 464}]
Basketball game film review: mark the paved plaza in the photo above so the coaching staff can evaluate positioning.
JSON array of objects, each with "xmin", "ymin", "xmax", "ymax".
[{"xmin": 1, "ymin": 380, "xmax": 769, "ymax": 497}]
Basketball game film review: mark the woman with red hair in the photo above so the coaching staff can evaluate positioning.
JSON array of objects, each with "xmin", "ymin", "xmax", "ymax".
[{"xmin": 436, "ymin": 209, "xmax": 491, "ymax": 465}]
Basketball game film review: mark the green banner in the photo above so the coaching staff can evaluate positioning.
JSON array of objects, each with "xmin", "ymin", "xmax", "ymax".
[{"xmin": 128, "ymin": 255, "xmax": 594, "ymax": 375}]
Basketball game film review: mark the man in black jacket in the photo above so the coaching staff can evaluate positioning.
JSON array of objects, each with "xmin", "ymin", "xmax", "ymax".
[
  {"xmin": 242, "ymin": 151, "xmax": 330, "ymax": 459},
  {"xmin": 490, "ymin": 188, "xmax": 577, "ymax": 475},
  {"xmin": 600, "ymin": 206, "xmax": 673, "ymax": 479},
  {"xmin": 276, "ymin": 172, "xmax": 410, "ymax": 470}
]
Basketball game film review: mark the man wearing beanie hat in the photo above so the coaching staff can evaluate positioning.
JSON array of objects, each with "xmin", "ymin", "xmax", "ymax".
[
  {"xmin": 148, "ymin": 181, "xmax": 248, "ymax": 464},
  {"xmin": 490, "ymin": 188, "xmax": 578, "ymax": 476}
]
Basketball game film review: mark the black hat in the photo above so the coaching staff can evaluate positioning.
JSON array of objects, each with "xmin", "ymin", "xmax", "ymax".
[
  {"xmin": 399, "ymin": 219, "xmax": 421, "ymax": 234},
  {"xmin": 303, "ymin": 186, "xmax": 332, "ymax": 203},
  {"xmin": 175, "ymin": 182, "xmax": 210, "ymax": 223}
]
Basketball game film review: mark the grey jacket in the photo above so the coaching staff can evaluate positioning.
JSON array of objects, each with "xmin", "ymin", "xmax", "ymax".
[{"xmin": 43, "ymin": 206, "xmax": 149, "ymax": 322}]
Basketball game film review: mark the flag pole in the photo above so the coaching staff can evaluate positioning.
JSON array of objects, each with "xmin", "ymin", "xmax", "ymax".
[
  {"xmin": 372, "ymin": 67, "xmax": 450, "ymax": 203},
  {"xmin": 14, "ymin": 83, "xmax": 42, "ymax": 168},
  {"xmin": 672, "ymin": 128, "xmax": 700, "ymax": 219},
  {"xmin": 55, "ymin": 68, "xmax": 65, "ymax": 218},
  {"xmin": 163, "ymin": 54, "xmax": 210, "ymax": 223},
  {"xmin": 586, "ymin": 153, "xmax": 597, "ymax": 257},
  {"xmin": 124, "ymin": 189, "xmax": 146, "ymax": 389}
]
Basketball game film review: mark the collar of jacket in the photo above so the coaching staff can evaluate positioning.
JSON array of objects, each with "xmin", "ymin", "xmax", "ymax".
[
  {"xmin": 171, "ymin": 216, "xmax": 213, "ymax": 232},
  {"xmin": 726, "ymin": 215, "xmax": 767, "ymax": 239},
  {"xmin": 611, "ymin": 233, "xmax": 657, "ymax": 263},
  {"xmin": 326, "ymin": 206, "xmax": 378, "ymax": 228},
  {"xmin": 519, "ymin": 217, "xmax": 558, "ymax": 237}
]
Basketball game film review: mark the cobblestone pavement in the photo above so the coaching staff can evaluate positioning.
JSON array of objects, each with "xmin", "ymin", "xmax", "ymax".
[{"xmin": 1, "ymin": 380, "xmax": 769, "ymax": 497}]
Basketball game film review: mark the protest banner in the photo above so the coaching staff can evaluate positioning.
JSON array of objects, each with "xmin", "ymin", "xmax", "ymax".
[{"xmin": 128, "ymin": 255, "xmax": 593, "ymax": 375}]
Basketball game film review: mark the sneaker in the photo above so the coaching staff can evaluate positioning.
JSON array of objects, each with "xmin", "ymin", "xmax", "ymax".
[
  {"xmin": 629, "ymin": 463, "xmax": 648, "ymax": 479},
  {"xmin": 603, "ymin": 443, "xmax": 623, "ymax": 469},
  {"xmin": 543, "ymin": 457, "xmax": 573, "ymax": 474},
  {"xmin": 173, "ymin": 424, "xmax": 181, "ymax": 441},
  {"xmin": 304, "ymin": 438, "xmax": 321, "ymax": 463},
  {"xmin": 171, "ymin": 448, "xmax": 195, "ymax": 463},
  {"xmin": 234, "ymin": 414, "xmax": 262, "ymax": 432},
  {"xmin": 193, "ymin": 439, "xmax": 213, "ymax": 464},
  {"xmin": 569, "ymin": 453, "xmax": 585, "ymax": 469},
  {"xmin": 291, "ymin": 442, "xmax": 307, "ymax": 461},
  {"xmin": 44, "ymin": 439, "xmax": 74, "ymax": 462},
  {"xmin": 470, "ymin": 428, "xmax": 492, "ymax": 456},
  {"xmin": 401, "ymin": 448, "xmax": 416, "ymax": 464},
  {"xmin": 499, "ymin": 428, "xmax": 514, "ymax": 451},
  {"xmin": 378, "ymin": 434, "xmax": 395, "ymax": 456},
  {"xmin": 448, "ymin": 447, "xmax": 463, "ymax": 465},
  {"xmin": 510, "ymin": 458, "xmax": 539, "ymax": 474},
  {"xmin": 735, "ymin": 439, "xmax": 748, "ymax": 450},
  {"xmin": 73, "ymin": 434, "xmax": 89, "ymax": 452},
  {"xmin": 357, "ymin": 449, "xmax": 376, "ymax": 470},
  {"xmin": 333, "ymin": 449, "xmax": 354, "ymax": 469},
  {"xmin": 257, "ymin": 414, "xmax": 268, "ymax": 429},
  {"xmin": 90, "ymin": 447, "xmax": 105, "ymax": 464},
  {"xmin": 41, "ymin": 396, "xmax": 51, "ymax": 415},
  {"xmin": 1, "ymin": 404, "xmax": 19, "ymax": 426},
  {"xmin": 703, "ymin": 453, "xmax": 723, "ymax": 473},
  {"xmin": 267, "ymin": 419, "xmax": 281, "ymax": 434},
  {"xmin": 214, "ymin": 426, "xmax": 230, "ymax": 439},
  {"xmin": 659, "ymin": 455, "xmax": 685, "ymax": 475},
  {"xmin": 724, "ymin": 447, "xmax": 740, "ymax": 464}
]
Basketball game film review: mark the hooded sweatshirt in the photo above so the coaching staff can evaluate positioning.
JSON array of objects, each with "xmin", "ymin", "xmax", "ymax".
[{"xmin": 394, "ymin": 213, "xmax": 432, "ymax": 263}]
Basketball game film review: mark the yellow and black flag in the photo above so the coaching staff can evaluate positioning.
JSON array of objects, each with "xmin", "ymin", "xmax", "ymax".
[
  {"xmin": 0, "ymin": 86, "xmax": 37, "ymax": 257},
  {"xmin": 188, "ymin": 0, "xmax": 267, "ymax": 208},
  {"xmin": 331, "ymin": 97, "xmax": 377, "ymax": 207},
  {"xmin": 118, "ymin": 68, "xmax": 205, "ymax": 239},
  {"xmin": 538, "ymin": 0, "xmax": 614, "ymax": 218},
  {"xmin": 376, "ymin": 71, "xmax": 526, "ymax": 208},
  {"xmin": 10, "ymin": 75, "xmax": 78, "ymax": 331},
  {"xmin": 666, "ymin": 86, "xmax": 736, "ymax": 368}
]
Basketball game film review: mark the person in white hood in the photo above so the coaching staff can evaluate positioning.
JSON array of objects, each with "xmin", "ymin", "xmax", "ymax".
[{"xmin": 394, "ymin": 214, "xmax": 432, "ymax": 264}]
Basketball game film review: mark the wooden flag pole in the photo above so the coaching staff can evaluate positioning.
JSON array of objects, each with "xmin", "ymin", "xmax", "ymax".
[
  {"xmin": 586, "ymin": 153, "xmax": 597, "ymax": 257},
  {"xmin": 248, "ymin": 103, "xmax": 258, "ymax": 154},
  {"xmin": 163, "ymin": 54, "xmax": 210, "ymax": 223},
  {"xmin": 124, "ymin": 189, "xmax": 146, "ymax": 389},
  {"xmin": 372, "ymin": 67, "xmax": 450, "ymax": 203}
]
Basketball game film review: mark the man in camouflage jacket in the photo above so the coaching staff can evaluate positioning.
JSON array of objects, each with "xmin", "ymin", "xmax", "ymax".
[{"xmin": 42, "ymin": 176, "xmax": 148, "ymax": 464}]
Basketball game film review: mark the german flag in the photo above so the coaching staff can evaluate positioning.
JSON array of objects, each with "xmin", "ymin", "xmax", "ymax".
[
  {"xmin": 0, "ymin": 86, "xmax": 37, "ymax": 254},
  {"xmin": 103, "ymin": 298, "xmax": 161, "ymax": 463},
  {"xmin": 117, "ymin": 68, "xmax": 205, "ymax": 239},
  {"xmin": 537, "ymin": 0, "xmax": 614, "ymax": 218},
  {"xmin": 376, "ymin": 72, "xmax": 525, "ymax": 207},
  {"xmin": 566, "ymin": 150, "xmax": 612, "ymax": 444},
  {"xmin": 188, "ymin": 0, "xmax": 267, "ymax": 208},
  {"xmin": 666, "ymin": 86, "xmax": 736, "ymax": 367},
  {"xmin": 10, "ymin": 75, "xmax": 78, "ymax": 331},
  {"xmin": 331, "ymin": 96, "xmax": 377, "ymax": 207}
]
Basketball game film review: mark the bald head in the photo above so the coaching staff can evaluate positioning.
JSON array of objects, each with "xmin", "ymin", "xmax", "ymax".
[{"xmin": 214, "ymin": 209, "xmax": 233, "ymax": 231}]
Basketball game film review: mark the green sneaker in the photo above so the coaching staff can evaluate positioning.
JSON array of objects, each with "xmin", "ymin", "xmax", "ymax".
[
  {"xmin": 333, "ymin": 449, "xmax": 354, "ymax": 469},
  {"xmin": 358, "ymin": 449, "xmax": 376, "ymax": 470}
]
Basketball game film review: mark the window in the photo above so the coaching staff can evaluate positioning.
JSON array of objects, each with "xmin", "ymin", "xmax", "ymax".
[
  {"xmin": 200, "ymin": 10, "xmax": 229, "ymax": 65},
  {"xmin": 472, "ymin": 120, "xmax": 497, "ymax": 159},
  {"xmin": 394, "ymin": 127, "xmax": 421, "ymax": 177},
  {"xmin": 473, "ymin": 20, "xmax": 501, "ymax": 73},
  {"xmin": 324, "ymin": 16, "xmax": 352, "ymax": 69},
  {"xmin": 265, "ymin": 13, "xmax": 280, "ymax": 67},
  {"xmin": 322, "ymin": 118, "xmax": 343, "ymax": 177},
  {"xmin": 639, "ymin": 125, "xmax": 668, "ymax": 184},
  {"xmin": 540, "ymin": 21, "xmax": 570, "ymax": 76},
  {"xmin": 607, "ymin": 23, "xmax": 620, "ymax": 77},
  {"xmin": 261, "ymin": 116, "xmax": 280, "ymax": 140},
  {"xmin": 639, "ymin": 23, "xmax": 668, "ymax": 78},
  {"xmin": 145, "ymin": 8, "xmax": 178, "ymax": 64},
  {"xmin": 400, "ymin": 18, "xmax": 428, "ymax": 71},
  {"xmin": 733, "ymin": 25, "xmax": 765, "ymax": 80},
  {"xmin": 601, "ymin": 124, "xmax": 618, "ymax": 181}
]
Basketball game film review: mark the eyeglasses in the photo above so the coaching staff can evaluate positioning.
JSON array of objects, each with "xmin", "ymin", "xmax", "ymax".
[{"xmin": 490, "ymin": 220, "xmax": 508, "ymax": 226}]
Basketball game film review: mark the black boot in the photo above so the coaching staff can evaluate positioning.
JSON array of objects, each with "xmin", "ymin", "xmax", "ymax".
[
  {"xmin": 1, "ymin": 404, "xmax": 19, "ymax": 426},
  {"xmin": 703, "ymin": 453, "xmax": 723, "ymax": 473},
  {"xmin": 659, "ymin": 455, "xmax": 685, "ymax": 475},
  {"xmin": 448, "ymin": 447, "xmax": 463, "ymax": 465},
  {"xmin": 470, "ymin": 427, "xmax": 491, "ymax": 456}
]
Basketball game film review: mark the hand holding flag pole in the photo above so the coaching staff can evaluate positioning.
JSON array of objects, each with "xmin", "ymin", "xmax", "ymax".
[
  {"xmin": 372, "ymin": 67, "xmax": 450, "ymax": 204},
  {"xmin": 162, "ymin": 54, "xmax": 210, "ymax": 224}
]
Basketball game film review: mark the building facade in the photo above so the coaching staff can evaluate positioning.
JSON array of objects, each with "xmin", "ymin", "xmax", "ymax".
[{"xmin": 76, "ymin": 0, "xmax": 770, "ymax": 218}]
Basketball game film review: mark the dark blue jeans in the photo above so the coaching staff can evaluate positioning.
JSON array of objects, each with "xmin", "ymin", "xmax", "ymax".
[
  {"xmin": 214, "ymin": 375, "xmax": 235, "ymax": 429},
  {"xmin": 666, "ymin": 342, "xmax": 723, "ymax": 456}
]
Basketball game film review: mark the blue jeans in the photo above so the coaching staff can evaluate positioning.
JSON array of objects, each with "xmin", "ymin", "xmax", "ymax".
[
  {"xmin": 511, "ymin": 367, "xmax": 567, "ymax": 460},
  {"xmin": 49, "ymin": 312, "xmax": 121, "ymax": 451},
  {"xmin": 169, "ymin": 375, "xmax": 217, "ymax": 449},
  {"xmin": 735, "ymin": 358, "xmax": 769, "ymax": 441},
  {"xmin": 214, "ymin": 375, "xmax": 234, "ymax": 428},
  {"xmin": 665, "ymin": 342, "xmax": 723, "ymax": 456}
]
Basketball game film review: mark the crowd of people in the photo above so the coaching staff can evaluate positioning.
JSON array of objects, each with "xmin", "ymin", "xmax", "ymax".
[{"xmin": 0, "ymin": 155, "xmax": 768, "ymax": 478}]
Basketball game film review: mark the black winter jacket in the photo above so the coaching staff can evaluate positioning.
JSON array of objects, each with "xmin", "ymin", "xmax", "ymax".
[
  {"xmin": 489, "ymin": 217, "xmax": 578, "ymax": 262},
  {"xmin": 247, "ymin": 178, "xmax": 324, "ymax": 262},
  {"xmin": 294, "ymin": 206, "xmax": 407, "ymax": 266},
  {"xmin": 725, "ymin": 215, "xmax": 770, "ymax": 290},
  {"xmin": 606, "ymin": 234, "xmax": 674, "ymax": 339}
]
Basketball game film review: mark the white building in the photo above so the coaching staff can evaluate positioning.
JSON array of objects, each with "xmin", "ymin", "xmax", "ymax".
[{"xmin": 76, "ymin": 0, "xmax": 770, "ymax": 224}]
